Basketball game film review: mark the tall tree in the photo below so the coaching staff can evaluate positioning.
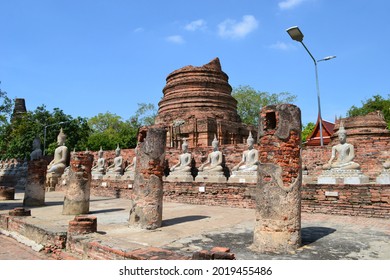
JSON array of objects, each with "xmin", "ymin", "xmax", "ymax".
[
  {"xmin": 232, "ymin": 85, "xmax": 297, "ymax": 126},
  {"xmin": 0, "ymin": 105, "xmax": 90, "ymax": 159},
  {"xmin": 132, "ymin": 102, "xmax": 157, "ymax": 126},
  {"xmin": 347, "ymin": 94, "xmax": 390, "ymax": 128},
  {"xmin": 87, "ymin": 112, "xmax": 138, "ymax": 151},
  {"xmin": 0, "ymin": 83, "xmax": 13, "ymax": 126},
  {"xmin": 301, "ymin": 122, "xmax": 315, "ymax": 143}
]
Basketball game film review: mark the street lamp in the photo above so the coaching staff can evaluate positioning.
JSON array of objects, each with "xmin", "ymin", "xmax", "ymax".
[
  {"xmin": 286, "ymin": 26, "xmax": 336, "ymax": 146},
  {"xmin": 43, "ymin": 121, "xmax": 70, "ymax": 155}
]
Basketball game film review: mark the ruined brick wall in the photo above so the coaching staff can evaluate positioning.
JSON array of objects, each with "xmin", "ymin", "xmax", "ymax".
[
  {"xmin": 163, "ymin": 182, "xmax": 256, "ymax": 208},
  {"xmin": 302, "ymin": 184, "xmax": 390, "ymax": 218},
  {"xmin": 84, "ymin": 180, "xmax": 390, "ymax": 218}
]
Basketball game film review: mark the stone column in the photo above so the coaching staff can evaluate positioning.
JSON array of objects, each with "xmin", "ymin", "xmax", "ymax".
[
  {"xmin": 253, "ymin": 104, "xmax": 302, "ymax": 253},
  {"xmin": 129, "ymin": 126, "xmax": 167, "ymax": 230},
  {"xmin": 63, "ymin": 152, "xmax": 93, "ymax": 215},
  {"xmin": 23, "ymin": 159, "xmax": 47, "ymax": 206}
]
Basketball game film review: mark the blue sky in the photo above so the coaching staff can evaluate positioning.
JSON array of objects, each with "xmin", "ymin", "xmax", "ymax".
[{"xmin": 1, "ymin": 0, "xmax": 389, "ymax": 125}]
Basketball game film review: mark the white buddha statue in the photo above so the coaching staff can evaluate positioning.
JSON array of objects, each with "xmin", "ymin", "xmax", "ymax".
[
  {"xmin": 198, "ymin": 135, "xmax": 223, "ymax": 173},
  {"xmin": 92, "ymin": 147, "xmax": 106, "ymax": 176},
  {"xmin": 106, "ymin": 144, "xmax": 123, "ymax": 175},
  {"xmin": 123, "ymin": 146, "xmax": 137, "ymax": 180},
  {"xmin": 195, "ymin": 135, "xmax": 227, "ymax": 183},
  {"xmin": 170, "ymin": 138, "xmax": 192, "ymax": 173},
  {"xmin": 322, "ymin": 124, "xmax": 360, "ymax": 170},
  {"xmin": 46, "ymin": 128, "xmax": 68, "ymax": 191},
  {"xmin": 166, "ymin": 138, "xmax": 193, "ymax": 182},
  {"xmin": 232, "ymin": 131, "xmax": 259, "ymax": 172},
  {"xmin": 47, "ymin": 128, "xmax": 68, "ymax": 175}
]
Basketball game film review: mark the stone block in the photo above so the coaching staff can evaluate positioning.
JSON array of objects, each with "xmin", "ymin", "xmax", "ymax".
[
  {"xmin": 228, "ymin": 171, "xmax": 257, "ymax": 183},
  {"xmin": 195, "ymin": 172, "xmax": 227, "ymax": 183},
  {"xmin": 165, "ymin": 172, "xmax": 194, "ymax": 182}
]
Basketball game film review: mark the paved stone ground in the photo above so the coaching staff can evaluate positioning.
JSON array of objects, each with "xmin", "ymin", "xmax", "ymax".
[
  {"xmin": 0, "ymin": 233, "xmax": 53, "ymax": 260},
  {"xmin": 1, "ymin": 190, "xmax": 390, "ymax": 260}
]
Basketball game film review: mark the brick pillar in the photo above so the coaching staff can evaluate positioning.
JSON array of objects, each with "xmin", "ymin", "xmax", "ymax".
[
  {"xmin": 23, "ymin": 159, "xmax": 47, "ymax": 206},
  {"xmin": 129, "ymin": 126, "xmax": 167, "ymax": 230},
  {"xmin": 68, "ymin": 215, "xmax": 97, "ymax": 235},
  {"xmin": 253, "ymin": 104, "xmax": 302, "ymax": 253},
  {"xmin": 63, "ymin": 152, "xmax": 93, "ymax": 215},
  {"xmin": 0, "ymin": 186, "xmax": 15, "ymax": 200}
]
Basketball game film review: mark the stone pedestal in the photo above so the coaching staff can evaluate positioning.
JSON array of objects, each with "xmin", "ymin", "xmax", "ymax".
[
  {"xmin": 318, "ymin": 169, "xmax": 369, "ymax": 184},
  {"xmin": 23, "ymin": 159, "xmax": 47, "ymax": 207},
  {"xmin": 228, "ymin": 171, "xmax": 257, "ymax": 183},
  {"xmin": 63, "ymin": 153, "xmax": 93, "ymax": 215},
  {"xmin": 122, "ymin": 171, "xmax": 135, "ymax": 181},
  {"xmin": 102, "ymin": 172, "xmax": 122, "ymax": 180},
  {"xmin": 45, "ymin": 173, "xmax": 61, "ymax": 192},
  {"xmin": 376, "ymin": 170, "xmax": 390, "ymax": 184},
  {"xmin": 92, "ymin": 173, "xmax": 104, "ymax": 180},
  {"xmin": 129, "ymin": 126, "xmax": 166, "ymax": 230},
  {"xmin": 253, "ymin": 104, "xmax": 302, "ymax": 253},
  {"xmin": 165, "ymin": 171, "xmax": 193, "ymax": 182},
  {"xmin": 195, "ymin": 171, "xmax": 227, "ymax": 183}
]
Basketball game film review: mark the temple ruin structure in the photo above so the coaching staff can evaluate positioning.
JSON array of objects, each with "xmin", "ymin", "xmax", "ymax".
[{"xmin": 155, "ymin": 57, "xmax": 255, "ymax": 148}]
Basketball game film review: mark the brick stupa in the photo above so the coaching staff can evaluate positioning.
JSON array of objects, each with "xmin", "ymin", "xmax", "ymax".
[{"xmin": 155, "ymin": 58, "xmax": 254, "ymax": 148}]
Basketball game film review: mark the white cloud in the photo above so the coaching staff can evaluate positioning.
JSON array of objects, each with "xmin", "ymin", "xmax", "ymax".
[
  {"xmin": 269, "ymin": 41, "xmax": 294, "ymax": 51},
  {"xmin": 134, "ymin": 27, "xmax": 144, "ymax": 33},
  {"xmin": 278, "ymin": 0, "xmax": 305, "ymax": 10},
  {"xmin": 185, "ymin": 19, "xmax": 207, "ymax": 31},
  {"xmin": 218, "ymin": 15, "xmax": 259, "ymax": 39},
  {"xmin": 166, "ymin": 35, "xmax": 185, "ymax": 44}
]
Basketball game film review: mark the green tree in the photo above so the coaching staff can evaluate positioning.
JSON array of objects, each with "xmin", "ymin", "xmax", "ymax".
[
  {"xmin": 0, "ymin": 105, "xmax": 90, "ymax": 159},
  {"xmin": 347, "ymin": 94, "xmax": 390, "ymax": 128},
  {"xmin": 232, "ymin": 85, "xmax": 297, "ymax": 126},
  {"xmin": 87, "ymin": 112, "xmax": 138, "ymax": 151},
  {"xmin": 302, "ymin": 122, "xmax": 315, "ymax": 143},
  {"xmin": 0, "ymin": 83, "xmax": 13, "ymax": 125},
  {"xmin": 132, "ymin": 102, "xmax": 157, "ymax": 126}
]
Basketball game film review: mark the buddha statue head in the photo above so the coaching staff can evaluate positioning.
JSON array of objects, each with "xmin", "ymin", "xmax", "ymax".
[
  {"xmin": 57, "ymin": 128, "xmax": 66, "ymax": 146},
  {"xmin": 115, "ymin": 144, "xmax": 121, "ymax": 157},
  {"xmin": 247, "ymin": 131, "xmax": 254, "ymax": 149},
  {"xmin": 337, "ymin": 121, "xmax": 347, "ymax": 144},
  {"xmin": 212, "ymin": 135, "xmax": 219, "ymax": 151},
  {"xmin": 182, "ymin": 138, "xmax": 189, "ymax": 153}
]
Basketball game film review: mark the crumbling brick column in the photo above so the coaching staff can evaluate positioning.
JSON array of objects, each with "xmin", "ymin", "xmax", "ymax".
[
  {"xmin": 63, "ymin": 152, "xmax": 93, "ymax": 215},
  {"xmin": 0, "ymin": 186, "xmax": 15, "ymax": 200},
  {"xmin": 23, "ymin": 159, "xmax": 47, "ymax": 206},
  {"xmin": 253, "ymin": 104, "xmax": 302, "ymax": 253},
  {"xmin": 68, "ymin": 215, "xmax": 97, "ymax": 235},
  {"xmin": 129, "ymin": 126, "xmax": 167, "ymax": 230},
  {"xmin": 9, "ymin": 207, "xmax": 31, "ymax": 216}
]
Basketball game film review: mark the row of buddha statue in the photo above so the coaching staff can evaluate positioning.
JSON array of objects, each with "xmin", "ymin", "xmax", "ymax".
[
  {"xmin": 165, "ymin": 133, "xmax": 259, "ymax": 183},
  {"xmin": 91, "ymin": 145, "xmax": 137, "ymax": 180},
  {"xmin": 0, "ymin": 158, "xmax": 28, "ymax": 175},
  {"xmin": 4, "ymin": 124, "xmax": 390, "ymax": 188}
]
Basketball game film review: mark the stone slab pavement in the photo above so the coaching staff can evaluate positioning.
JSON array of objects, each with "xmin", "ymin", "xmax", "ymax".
[{"xmin": 0, "ymin": 189, "xmax": 390, "ymax": 260}]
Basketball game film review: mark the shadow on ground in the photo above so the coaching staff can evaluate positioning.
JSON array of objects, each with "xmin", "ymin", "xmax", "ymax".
[{"xmin": 162, "ymin": 215, "xmax": 209, "ymax": 227}]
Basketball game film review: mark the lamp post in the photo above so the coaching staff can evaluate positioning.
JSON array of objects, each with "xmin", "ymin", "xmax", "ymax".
[
  {"xmin": 286, "ymin": 26, "xmax": 336, "ymax": 146},
  {"xmin": 43, "ymin": 121, "xmax": 69, "ymax": 155}
]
